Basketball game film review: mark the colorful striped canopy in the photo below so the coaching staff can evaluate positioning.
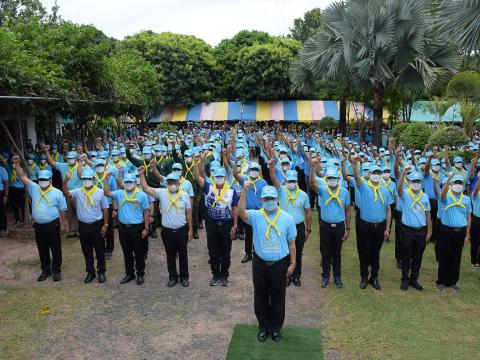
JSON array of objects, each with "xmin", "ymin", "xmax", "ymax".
[{"xmin": 149, "ymin": 101, "xmax": 340, "ymax": 123}]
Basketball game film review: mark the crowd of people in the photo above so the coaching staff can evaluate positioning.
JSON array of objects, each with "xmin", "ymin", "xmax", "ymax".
[{"xmin": 1, "ymin": 122, "xmax": 479, "ymax": 342}]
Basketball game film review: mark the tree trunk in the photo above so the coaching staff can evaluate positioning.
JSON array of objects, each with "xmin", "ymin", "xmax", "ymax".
[
  {"xmin": 373, "ymin": 84, "xmax": 385, "ymax": 146},
  {"xmin": 339, "ymin": 94, "xmax": 347, "ymax": 136}
]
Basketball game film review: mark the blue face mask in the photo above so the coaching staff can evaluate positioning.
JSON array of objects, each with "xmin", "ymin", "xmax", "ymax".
[{"xmin": 263, "ymin": 200, "xmax": 277, "ymax": 212}]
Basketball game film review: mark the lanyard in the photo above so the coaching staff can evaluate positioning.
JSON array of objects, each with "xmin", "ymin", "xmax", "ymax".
[
  {"xmin": 444, "ymin": 191, "xmax": 466, "ymax": 211},
  {"xmin": 367, "ymin": 180, "xmax": 384, "ymax": 204},
  {"xmin": 36, "ymin": 186, "xmax": 53, "ymax": 206},
  {"xmin": 81, "ymin": 186, "xmax": 98, "ymax": 208},
  {"xmin": 325, "ymin": 185, "xmax": 342, "ymax": 207},
  {"xmin": 406, "ymin": 188, "xmax": 426, "ymax": 210},
  {"xmin": 167, "ymin": 190, "xmax": 181, "ymax": 213},
  {"xmin": 121, "ymin": 188, "xmax": 140, "ymax": 206},
  {"xmin": 285, "ymin": 186, "xmax": 300, "ymax": 208},
  {"xmin": 260, "ymin": 208, "xmax": 282, "ymax": 239}
]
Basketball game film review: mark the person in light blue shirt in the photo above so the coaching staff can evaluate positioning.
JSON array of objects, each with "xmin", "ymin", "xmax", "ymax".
[
  {"xmin": 0, "ymin": 165, "xmax": 8, "ymax": 236},
  {"xmin": 2, "ymin": 155, "xmax": 26, "ymax": 225},
  {"xmin": 436, "ymin": 174, "xmax": 472, "ymax": 291},
  {"xmin": 450, "ymin": 156, "xmax": 469, "ymax": 192},
  {"xmin": 238, "ymin": 184, "xmax": 297, "ymax": 341},
  {"xmin": 470, "ymin": 175, "xmax": 480, "ymax": 267},
  {"xmin": 13, "ymin": 161, "xmax": 68, "ymax": 281},
  {"xmin": 26, "ymin": 154, "xmax": 39, "ymax": 182},
  {"xmin": 397, "ymin": 170, "xmax": 432, "ymax": 291},
  {"xmin": 270, "ymin": 168, "xmax": 312, "ymax": 287}
]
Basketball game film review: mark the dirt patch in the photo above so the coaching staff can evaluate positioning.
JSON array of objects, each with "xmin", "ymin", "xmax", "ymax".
[{"xmin": 0, "ymin": 236, "xmax": 39, "ymax": 284}]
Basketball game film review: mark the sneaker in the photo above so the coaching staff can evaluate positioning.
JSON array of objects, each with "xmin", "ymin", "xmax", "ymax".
[
  {"xmin": 400, "ymin": 279, "xmax": 409, "ymax": 291},
  {"xmin": 333, "ymin": 276, "xmax": 343, "ymax": 288},
  {"xmin": 450, "ymin": 284, "xmax": 460, "ymax": 292},
  {"xmin": 286, "ymin": 277, "xmax": 291, "ymax": 286},
  {"xmin": 221, "ymin": 278, "xmax": 230, "ymax": 287},
  {"xmin": 238, "ymin": 233, "xmax": 245, "ymax": 240},
  {"xmin": 210, "ymin": 277, "xmax": 219, "ymax": 287},
  {"xmin": 321, "ymin": 277, "xmax": 329, "ymax": 288},
  {"xmin": 292, "ymin": 277, "xmax": 301, "ymax": 287},
  {"xmin": 436, "ymin": 283, "xmax": 446, "ymax": 291}
]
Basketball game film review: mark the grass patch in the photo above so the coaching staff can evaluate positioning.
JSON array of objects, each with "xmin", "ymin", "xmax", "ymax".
[
  {"xmin": 8, "ymin": 257, "xmax": 41, "ymax": 270},
  {"xmin": 305, "ymin": 210, "xmax": 480, "ymax": 360},
  {"xmin": 226, "ymin": 324, "xmax": 323, "ymax": 360}
]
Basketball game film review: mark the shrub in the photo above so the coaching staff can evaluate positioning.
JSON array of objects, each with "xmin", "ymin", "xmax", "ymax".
[
  {"xmin": 400, "ymin": 123, "xmax": 432, "ymax": 150},
  {"xmin": 318, "ymin": 116, "xmax": 338, "ymax": 130},
  {"xmin": 428, "ymin": 126, "xmax": 469, "ymax": 148},
  {"xmin": 391, "ymin": 122, "xmax": 409, "ymax": 142}
]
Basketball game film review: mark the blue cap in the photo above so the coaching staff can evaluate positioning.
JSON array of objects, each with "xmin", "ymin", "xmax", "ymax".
[
  {"xmin": 249, "ymin": 162, "xmax": 260, "ymax": 170},
  {"xmin": 28, "ymin": 154, "xmax": 35, "ymax": 160},
  {"xmin": 325, "ymin": 168, "xmax": 339, "ymax": 178},
  {"xmin": 280, "ymin": 158, "xmax": 291, "ymax": 164},
  {"xmin": 172, "ymin": 163, "xmax": 182, "ymax": 170},
  {"xmin": 407, "ymin": 171, "xmax": 423, "ymax": 181},
  {"xmin": 453, "ymin": 156, "xmax": 463, "ymax": 163},
  {"xmin": 418, "ymin": 158, "xmax": 427, "ymax": 164},
  {"xmin": 111, "ymin": 149, "xmax": 120, "ymax": 156},
  {"xmin": 202, "ymin": 144, "xmax": 209, "ymax": 150},
  {"xmin": 452, "ymin": 174, "xmax": 464, "ymax": 183},
  {"xmin": 52, "ymin": 144, "xmax": 58, "ymax": 149},
  {"xmin": 119, "ymin": 147, "xmax": 126, "ymax": 154},
  {"xmin": 362, "ymin": 162, "xmax": 371, "ymax": 171},
  {"xmin": 81, "ymin": 168, "xmax": 95, "ymax": 179},
  {"xmin": 213, "ymin": 167, "xmax": 226, "ymax": 177},
  {"xmin": 66, "ymin": 151, "xmax": 77, "ymax": 159},
  {"xmin": 285, "ymin": 170, "xmax": 298, "ymax": 181},
  {"xmin": 94, "ymin": 159, "xmax": 106, "ymax": 167},
  {"xmin": 153, "ymin": 145, "xmax": 162, "ymax": 152},
  {"xmin": 370, "ymin": 165, "xmax": 382, "ymax": 173},
  {"xmin": 166, "ymin": 172, "xmax": 180, "ymax": 181},
  {"xmin": 99, "ymin": 151, "xmax": 108, "ymax": 159},
  {"xmin": 38, "ymin": 170, "xmax": 52, "ymax": 180},
  {"xmin": 381, "ymin": 166, "xmax": 390, "ymax": 172},
  {"xmin": 261, "ymin": 185, "xmax": 278, "ymax": 198},
  {"xmin": 123, "ymin": 173, "xmax": 136, "ymax": 183},
  {"xmin": 431, "ymin": 159, "xmax": 440, "ymax": 166},
  {"xmin": 89, "ymin": 151, "xmax": 98, "ymax": 158},
  {"xmin": 210, "ymin": 161, "xmax": 221, "ymax": 169},
  {"xmin": 236, "ymin": 149, "xmax": 244, "ymax": 158},
  {"xmin": 414, "ymin": 150, "xmax": 421, "ymax": 154},
  {"xmin": 320, "ymin": 157, "xmax": 328, "ymax": 163},
  {"xmin": 184, "ymin": 150, "xmax": 192, "ymax": 157},
  {"xmin": 142, "ymin": 147, "xmax": 152, "ymax": 154},
  {"xmin": 175, "ymin": 144, "xmax": 181, "ymax": 150}
]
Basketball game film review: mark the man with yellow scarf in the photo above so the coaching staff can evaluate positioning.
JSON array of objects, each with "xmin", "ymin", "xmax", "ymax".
[{"xmin": 63, "ymin": 168, "xmax": 109, "ymax": 284}]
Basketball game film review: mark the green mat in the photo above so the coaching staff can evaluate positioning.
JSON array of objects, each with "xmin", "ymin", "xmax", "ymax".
[{"xmin": 226, "ymin": 324, "xmax": 323, "ymax": 360}]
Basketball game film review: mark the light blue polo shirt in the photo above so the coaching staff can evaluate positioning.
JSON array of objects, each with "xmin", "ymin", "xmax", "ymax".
[
  {"xmin": 471, "ymin": 193, "xmax": 480, "ymax": 218},
  {"xmin": 439, "ymin": 192, "xmax": 471, "ymax": 228},
  {"xmin": 246, "ymin": 208, "xmax": 297, "ymax": 261},
  {"xmin": 0, "ymin": 166, "xmax": 8, "ymax": 190},
  {"xmin": 56, "ymin": 162, "xmax": 82, "ymax": 190},
  {"xmin": 155, "ymin": 188, "xmax": 191, "ymax": 229},
  {"xmin": 399, "ymin": 190, "xmax": 431, "ymax": 227},
  {"xmin": 278, "ymin": 186, "xmax": 310, "ymax": 224},
  {"xmin": 70, "ymin": 187, "xmax": 109, "ymax": 223},
  {"xmin": 27, "ymin": 182, "xmax": 67, "ymax": 224},
  {"xmin": 423, "ymin": 173, "xmax": 443, "ymax": 200},
  {"xmin": 93, "ymin": 174, "xmax": 117, "ymax": 205},
  {"xmin": 112, "ymin": 189, "xmax": 149, "ymax": 225},
  {"xmin": 7, "ymin": 164, "xmax": 24, "ymax": 188},
  {"xmin": 240, "ymin": 176, "xmax": 267, "ymax": 210},
  {"xmin": 316, "ymin": 185, "xmax": 350, "ymax": 223},
  {"xmin": 357, "ymin": 179, "xmax": 393, "ymax": 223}
]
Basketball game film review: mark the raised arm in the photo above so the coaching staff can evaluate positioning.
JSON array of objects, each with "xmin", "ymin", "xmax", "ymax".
[
  {"xmin": 238, "ymin": 181, "xmax": 250, "ymax": 222},
  {"xmin": 309, "ymin": 158, "xmax": 320, "ymax": 193},
  {"xmin": 193, "ymin": 155, "xmax": 205, "ymax": 188},
  {"xmin": 441, "ymin": 172, "xmax": 453, "ymax": 201},
  {"xmin": 12, "ymin": 156, "xmax": 30, "ymax": 188},
  {"xmin": 43, "ymin": 145, "xmax": 57, "ymax": 168},
  {"xmin": 268, "ymin": 158, "xmax": 281, "ymax": 189},
  {"xmin": 397, "ymin": 166, "xmax": 408, "ymax": 197},
  {"xmin": 351, "ymin": 155, "xmax": 362, "ymax": 188}
]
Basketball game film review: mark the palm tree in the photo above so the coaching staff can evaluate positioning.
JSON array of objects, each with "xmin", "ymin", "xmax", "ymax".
[{"xmin": 291, "ymin": 0, "xmax": 460, "ymax": 146}]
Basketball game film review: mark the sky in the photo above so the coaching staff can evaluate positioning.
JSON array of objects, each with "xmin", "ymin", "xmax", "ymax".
[{"xmin": 40, "ymin": 0, "xmax": 333, "ymax": 45}]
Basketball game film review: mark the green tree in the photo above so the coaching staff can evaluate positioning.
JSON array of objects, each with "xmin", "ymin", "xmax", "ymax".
[
  {"xmin": 0, "ymin": 0, "xmax": 46, "ymax": 24},
  {"xmin": 428, "ymin": 125, "xmax": 470, "ymax": 147},
  {"xmin": 291, "ymin": 0, "xmax": 460, "ymax": 146},
  {"xmin": 426, "ymin": 97, "xmax": 456, "ymax": 123},
  {"xmin": 318, "ymin": 116, "xmax": 337, "ymax": 130},
  {"xmin": 400, "ymin": 123, "xmax": 432, "ymax": 149},
  {"xmin": 288, "ymin": 7, "xmax": 322, "ymax": 43},
  {"xmin": 447, "ymin": 71, "xmax": 480, "ymax": 132}
]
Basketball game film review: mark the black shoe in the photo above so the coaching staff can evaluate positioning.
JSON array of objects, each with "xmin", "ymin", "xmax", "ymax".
[
  {"xmin": 238, "ymin": 233, "xmax": 245, "ymax": 240},
  {"xmin": 210, "ymin": 277, "xmax": 219, "ymax": 286},
  {"xmin": 144, "ymin": 252, "xmax": 148, "ymax": 260},
  {"xmin": 292, "ymin": 277, "xmax": 301, "ymax": 287},
  {"xmin": 137, "ymin": 275, "xmax": 145, "ymax": 285},
  {"xmin": 52, "ymin": 273, "xmax": 61, "ymax": 282},
  {"xmin": 400, "ymin": 279, "xmax": 409, "ymax": 291},
  {"xmin": 241, "ymin": 254, "xmax": 252, "ymax": 263},
  {"xmin": 221, "ymin": 278, "xmax": 230, "ymax": 287},
  {"xmin": 321, "ymin": 277, "xmax": 329, "ymax": 288},
  {"xmin": 396, "ymin": 260, "xmax": 402, "ymax": 269},
  {"xmin": 198, "ymin": 223, "xmax": 204, "ymax": 230},
  {"xmin": 271, "ymin": 331, "xmax": 281, "ymax": 342},
  {"xmin": 180, "ymin": 279, "xmax": 189, "ymax": 287},
  {"xmin": 150, "ymin": 229, "xmax": 158, "ymax": 239},
  {"xmin": 120, "ymin": 274, "xmax": 135, "ymax": 284},
  {"xmin": 193, "ymin": 231, "xmax": 199, "ymax": 239},
  {"xmin": 286, "ymin": 277, "xmax": 292, "ymax": 286},
  {"xmin": 409, "ymin": 279, "xmax": 424, "ymax": 291},
  {"xmin": 37, "ymin": 272, "xmax": 51, "ymax": 282},
  {"xmin": 84, "ymin": 272, "xmax": 95, "ymax": 283},
  {"xmin": 369, "ymin": 278, "xmax": 381, "ymax": 290},
  {"xmin": 333, "ymin": 276, "xmax": 343, "ymax": 288},
  {"xmin": 257, "ymin": 330, "xmax": 268, "ymax": 342},
  {"xmin": 167, "ymin": 278, "xmax": 178, "ymax": 287},
  {"xmin": 359, "ymin": 278, "xmax": 368, "ymax": 289},
  {"xmin": 98, "ymin": 272, "xmax": 106, "ymax": 283},
  {"xmin": 105, "ymin": 252, "xmax": 113, "ymax": 260}
]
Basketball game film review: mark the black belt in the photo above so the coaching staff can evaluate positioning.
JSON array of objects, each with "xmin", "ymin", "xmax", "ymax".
[
  {"xmin": 163, "ymin": 224, "xmax": 187, "ymax": 233},
  {"xmin": 402, "ymin": 224, "xmax": 427, "ymax": 232},
  {"xmin": 78, "ymin": 219, "xmax": 102, "ymax": 226},
  {"xmin": 441, "ymin": 223, "xmax": 466, "ymax": 232},
  {"xmin": 208, "ymin": 219, "xmax": 233, "ymax": 226},
  {"xmin": 320, "ymin": 220, "xmax": 344, "ymax": 228},
  {"xmin": 119, "ymin": 222, "xmax": 143, "ymax": 228},
  {"xmin": 254, "ymin": 254, "xmax": 289, "ymax": 267},
  {"xmin": 360, "ymin": 220, "xmax": 386, "ymax": 228},
  {"xmin": 34, "ymin": 218, "xmax": 60, "ymax": 227}
]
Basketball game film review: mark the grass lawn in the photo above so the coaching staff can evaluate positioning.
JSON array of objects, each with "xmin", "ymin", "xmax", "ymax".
[{"xmin": 305, "ymin": 210, "xmax": 480, "ymax": 360}]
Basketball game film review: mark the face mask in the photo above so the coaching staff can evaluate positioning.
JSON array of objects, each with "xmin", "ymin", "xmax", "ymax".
[
  {"xmin": 40, "ymin": 159, "xmax": 46, "ymax": 165},
  {"xmin": 39, "ymin": 180, "xmax": 50, "ymax": 188},
  {"xmin": 237, "ymin": 167, "xmax": 242, "ymax": 173},
  {"xmin": 370, "ymin": 174, "xmax": 381, "ymax": 182},
  {"xmin": 286, "ymin": 183, "xmax": 297, "ymax": 191},
  {"xmin": 452, "ymin": 184, "xmax": 463, "ymax": 193},
  {"xmin": 121, "ymin": 153, "xmax": 127, "ymax": 158},
  {"xmin": 414, "ymin": 155, "xmax": 420, "ymax": 160},
  {"xmin": 161, "ymin": 152, "xmax": 167, "ymax": 157},
  {"xmin": 144, "ymin": 154, "xmax": 152, "ymax": 161},
  {"xmin": 214, "ymin": 177, "xmax": 225, "ymax": 186},
  {"xmin": 129, "ymin": 149, "xmax": 135, "ymax": 154},
  {"xmin": 168, "ymin": 184, "xmax": 179, "ymax": 193},
  {"xmin": 155, "ymin": 151, "xmax": 161, "ymax": 157},
  {"xmin": 407, "ymin": 160, "xmax": 413, "ymax": 165},
  {"xmin": 174, "ymin": 170, "xmax": 182, "ymax": 177},
  {"xmin": 410, "ymin": 183, "xmax": 422, "ymax": 191},
  {"xmin": 68, "ymin": 159, "xmax": 76, "ymax": 165},
  {"xmin": 53, "ymin": 149, "xmax": 57, "ymax": 153},
  {"xmin": 112, "ymin": 156, "xmax": 119, "ymax": 162},
  {"xmin": 185, "ymin": 157, "xmax": 192, "ymax": 164},
  {"xmin": 327, "ymin": 179, "xmax": 338, "ymax": 188},
  {"xmin": 419, "ymin": 165, "xmax": 426, "ymax": 170},
  {"xmin": 83, "ymin": 180, "xmax": 93, "ymax": 188},
  {"xmin": 28, "ymin": 159, "xmax": 33, "ymax": 165},
  {"xmin": 96, "ymin": 166, "xmax": 105, "ymax": 173},
  {"xmin": 382, "ymin": 173, "xmax": 390, "ymax": 180},
  {"xmin": 432, "ymin": 165, "xmax": 440, "ymax": 172},
  {"xmin": 124, "ymin": 182, "xmax": 135, "ymax": 191},
  {"xmin": 281, "ymin": 165, "xmax": 290, "ymax": 171},
  {"xmin": 250, "ymin": 171, "xmax": 259, "ymax": 179},
  {"xmin": 455, "ymin": 163, "xmax": 462, "ymax": 169},
  {"xmin": 80, "ymin": 161, "xmax": 86, "ymax": 166},
  {"xmin": 262, "ymin": 200, "xmax": 277, "ymax": 212}
]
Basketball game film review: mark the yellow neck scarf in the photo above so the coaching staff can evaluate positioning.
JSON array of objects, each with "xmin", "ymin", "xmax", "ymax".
[
  {"xmin": 382, "ymin": 178, "xmax": 394, "ymax": 195},
  {"xmin": 406, "ymin": 187, "xmax": 426, "ymax": 210},
  {"xmin": 94, "ymin": 171, "xmax": 106, "ymax": 188},
  {"xmin": 36, "ymin": 185, "xmax": 53, "ymax": 206},
  {"xmin": 81, "ymin": 186, "xmax": 98, "ymax": 208},
  {"xmin": 444, "ymin": 191, "xmax": 466, "ymax": 211},
  {"xmin": 325, "ymin": 185, "xmax": 342, "ymax": 207},
  {"xmin": 185, "ymin": 161, "xmax": 195, "ymax": 179},
  {"xmin": 10, "ymin": 169, "xmax": 17, "ymax": 182},
  {"xmin": 249, "ymin": 177, "xmax": 261, "ymax": 194},
  {"xmin": 285, "ymin": 186, "xmax": 300, "ymax": 208},
  {"xmin": 260, "ymin": 208, "xmax": 282, "ymax": 239},
  {"xmin": 68, "ymin": 162, "xmax": 78, "ymax": 175},
  {"xmin": 168, "ymin": 190, "xmax": 181, "ymax": 213},
  {"xmin": 143, "ymin": 160, "xmax": 151, "ymax": 176},
  {"xmin": 121, "ymin": 188, "xmax": 140, "ymax": 206},
  {"xmin": 212, "ymin": 183, "xmax": 230, "ymax": 207},
  {"xmin": 367, "ymin": 180, "xmax": 384, "ymax": 204}
]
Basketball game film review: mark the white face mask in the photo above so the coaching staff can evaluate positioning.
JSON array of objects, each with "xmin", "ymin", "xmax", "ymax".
[
  {"xmin": 455, "ymin": 163, "xmax": 463, "ymax": 169},
  {"xmin": 52, "ymin": 149, "xmax": 57, "ymax": 153},
  {"xmin": 155, "ymin": 151, "xmax": 161, "ymax": 157},
  {"xmin": 125, "ymin": 182, "xmax": 135, "ymax": 191},
  {"xmin": 28, "ymin": 159, "xmax": 34, "ymax": 165},
  {"xmin": 168, "ymin": 184, "xmax": 179, "ymax": 193},
  {"xmin": 327, "ymin": 179, "xmax": 338, "ymax": 188},
  {"xmin": 249, "ymin": 171, "xmax": 259, "ymax": 179},
  {"xmin": 214, "ymin": 177, "xmax": 225, "ymax": 186},
  {"xmin": 185, "ymin": 157, "xmax": 192, "ymax": 164},
  {"xmin": 39, "ymin": 180, "xmax": 50, "ymax": 188},
  {"xmin": 407, "ymin": 160, "xmax": 413, "ymax": 165},
  {"xmin": 174, "ymin": 170, "xmax": 182, "ymax": 177},
  {"xmin": 432, "ymin": 165, "xmax": 440, "ymax": 172},
  {"xmin": 112, "ymin": 156, "xmax": 119, "ymax": 162},
  {"xmin": 370, "ymin": 174, "xmax": 381, "ymax": 183},
  {"xmin": 40, "ymin": 159, "xmax": 46, "ymax": 164},
  {"xmin": 129, "ymin": 148, "xmax": 135, "ymax": 154},
  {"xmin": 96, "ymin": 166, "xmax": 105, "ymax": 173},
  {"xmin": 83, "ymin": 179, "xmax": 93, "ymax": 188},
  {"xmin": 286, "ymin": 182, "xmax": 297, "ymax": 191},
  {"xmin": 452, "ymin": 184, "xmax": 463, "ymax": 193},
  {"xmin": 121, "ymin": 153, "xmax": 127, "ymax": 158},
  {"xmin": 144, "ymin": 154, "xmax": 152, "ymax": 161},
  {"xmin": 382, "ymin": 173, "xmax": 390, "ymax": 180},
  {"xmin": 281, "ymin": 165, "xmax": 290, "ymax": 171},
  {"xmin": 68, "ymin": 159, "xmax": 76, "ymax": 165},
  {"xmin": 419, "ymin": 165, "xmax": 426, "ymax": 170},
  {"xmin": 410, "ymin": 183, "xmax": 422, "ymax": 191}
]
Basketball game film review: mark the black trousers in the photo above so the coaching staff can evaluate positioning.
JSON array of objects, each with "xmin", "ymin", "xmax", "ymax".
[
  {"xmin": 192, "ymin": 196, "xmax": 199, "ymax": 231},
  {"xmin": 33, "ymin": 219, "xmax": 62, "ymax": 274},
  {"xmin": 470, "ymin": 215, "xmax": 480, "ymax": 265},
  {"xmin": 9, "ymin": 186, "xmax": 25, "ymax": 223},
  {"xmin": 252, "ymin": 254, "xmax": 289, "ymax": 332},
  {"xmin": 357, "ymin": 220, "xmax": 385, "ymax": 279},
  {"xmin": 206, "ymin": 219, "xmax": 233, "ymax": 278},
  {"xmin": 105, "ymin": 205, "xmax": 114, "ymax": 253},
  {"xmin": 320, "ymin": 221, "xmax": 344, "ymax": 278},
  {"xmin": 118, "ymin": 222, "xmax": 145, "ymax": 276},
  {"xmin": 0, "ymin": 190, "xmax": 7, "ymax": 231},
  {"xmin": 237, "ymin": 217, "xmax": 245, "ymax": 236},
  {"xmin": 393, "ymin": 209, "xmax": 402, "ymax": 260},
  {"xmin": 292, "ymin": 222, "xmax": 306, "ymax": 279},
  {"xmin": 429, "ymin": 199, "xmax": 439, "ymax": 244},
  {"xmin": 78, "ymin": 220, "xmax": 105, "ymax": 274},
  {"xmin": 437, "ymin": 223, "xmax": 465, "ymax": 286},
  {"xmin": 161, "ymin": 225, "xmax": 189, "ymax": 280},
  {"xmin": 400, "ymin": 225, "xmax": 427, "ymax": 281},
  {"xmin": 245, "ymin": 223, "xmax": 253, "ymax": 256}
]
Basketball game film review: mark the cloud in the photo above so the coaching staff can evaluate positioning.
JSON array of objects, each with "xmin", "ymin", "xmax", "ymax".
[{"xmin": 41, "ymin": 0, "xmax": 332, "ymax": 45}]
